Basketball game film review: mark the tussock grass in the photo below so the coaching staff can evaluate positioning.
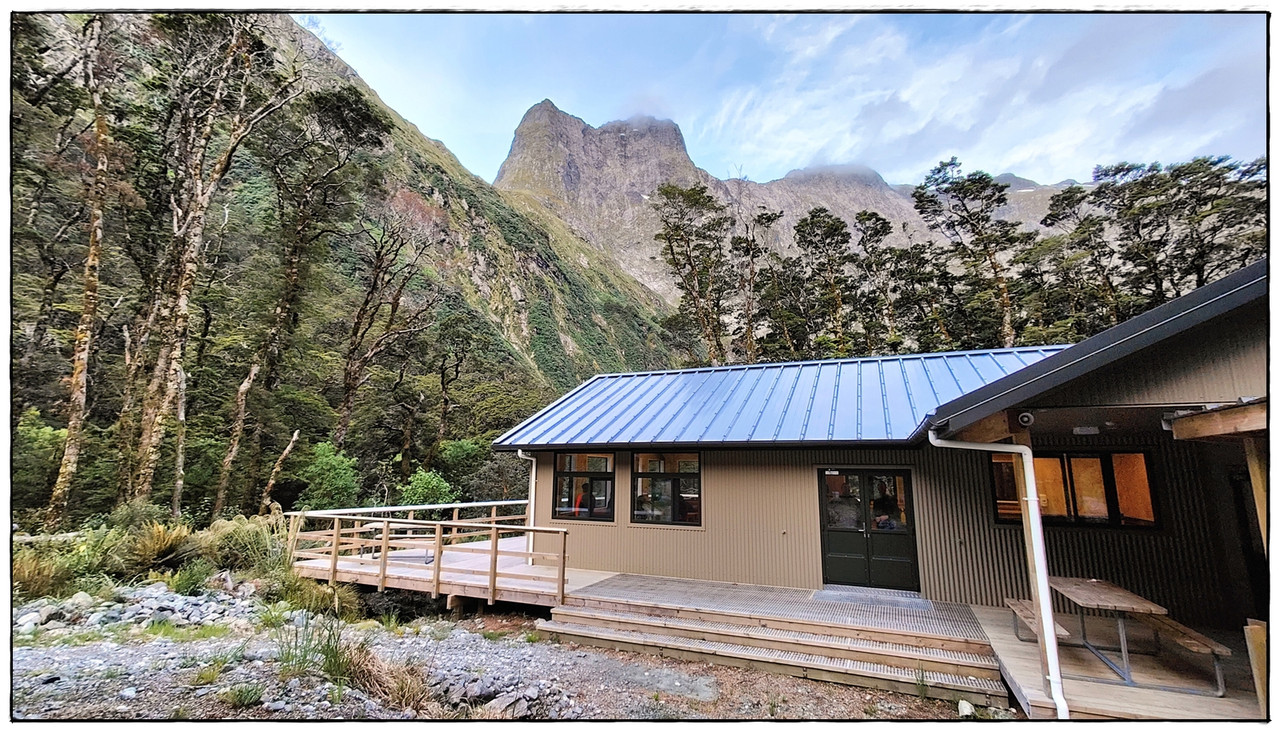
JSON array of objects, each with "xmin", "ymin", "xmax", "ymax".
[{"xmin": 220, "ymin": 682, "xmax": 265, "ymax": 708}]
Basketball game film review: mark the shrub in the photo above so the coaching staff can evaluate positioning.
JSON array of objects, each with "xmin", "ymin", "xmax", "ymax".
[
  {"xmin": 400, "ymin": 469, "xmax": 456, "ymax": 507},
  {"xmin": 171, "ymin": 558, "xmax": 216, "ymax": 596},
  {"xmin": 273, "ymin": 613, "xmax": 344, "ymax": 678},
  {"xmin": 220, "ymin": 682, "xmax": 265, "ymax": 708},
  {"xmin": 297, "ymin": 442, "xmax": 360, "ymax": 510},
  {"xmin": 128, "ymin": 521, "xmax": 192, "ymax": 571},
  {"xmin": 262, "ymin": 569, "xmax": 361, "ymax": 621},
  {"xmin": 101, "ymin": 500, "xmax": 172, "ymax": 532},
  {"xmin": 192, "ymin": 514, "xmax": 286, "ymax": 573},
  {"xmin": 13, "ymin": 547, "xmax": 76, "ymax": 599}
]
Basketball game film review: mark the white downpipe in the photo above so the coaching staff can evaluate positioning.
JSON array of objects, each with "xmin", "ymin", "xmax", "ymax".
[
  {"xmin": 517, "ymin": 450, "xmax": 537, "ymax": 565},
  {"xmin": 928, "ymin": 430, "xmax": 1070, "ymax": 720}
]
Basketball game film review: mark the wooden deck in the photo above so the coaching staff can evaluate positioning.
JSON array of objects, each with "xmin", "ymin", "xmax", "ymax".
[
  {"xmin": 293, "ymin": 536, "xmax": 616, "ymax": 606},
  {"xmin": 972, "ymin": 604, "xmax": 1264, "ymax": 720}
]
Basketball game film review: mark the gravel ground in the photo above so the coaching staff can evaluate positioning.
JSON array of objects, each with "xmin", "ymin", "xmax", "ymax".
[{"xmin": 11, "ymin": 588, "xmax": 1021, "ymax": 721}]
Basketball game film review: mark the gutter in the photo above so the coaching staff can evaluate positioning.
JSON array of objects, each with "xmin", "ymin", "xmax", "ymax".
[
  {"xmin": 517, "ymin": 450, "xmax": 537, "ymax": 564},
  {"xmin": 927, "ymin": 430, "xmax": 1070, "ymax": 720}
]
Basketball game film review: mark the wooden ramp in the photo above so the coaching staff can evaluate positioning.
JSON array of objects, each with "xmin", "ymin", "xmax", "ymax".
[
  {"xmin": 538, "ymin": 575, "xmax": 1005, "ymax": 706},
  {"xmin": 972, "ymin": 605, "xmax": 1264, "ymax": 720}
]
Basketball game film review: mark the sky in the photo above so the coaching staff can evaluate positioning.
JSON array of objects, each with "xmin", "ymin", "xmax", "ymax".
[{"xmin": 299, "ymin": 12, "xmax": 1267, "ymax": 187}]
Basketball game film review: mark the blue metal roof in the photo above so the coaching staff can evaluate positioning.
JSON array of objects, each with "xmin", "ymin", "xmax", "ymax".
[{"xmin": 494, "ymin": 346, "xmax": 1070, "ymax": 449}]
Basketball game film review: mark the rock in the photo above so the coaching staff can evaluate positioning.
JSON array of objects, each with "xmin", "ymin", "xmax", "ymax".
[
  {"xmin": 288, "ymin": 678, "xmax": 301, "ymax": 690},
  {"xmin": 120, "ymin": 687, "xmax": 138, "ymax": 699},
  {"xmin": 68, "ymin": 591, "xmax": 96, "ymax": 608},
  {"xmin": 958, "ymin": 700, "xmax": 976, "ymax": 718},
  {"xmin": 17, "ymin": 622, "xmax": 37, "ymax": 635},
  {"xmin": 265, "ymin": 700, "xmax": 286, "ymax": 712},
  {"xmin": 523, "ymin": 686, "xmax": 540, "ymax": 700},
  {"xmin": 512, "ymin": 699, "xmax": 530, "ymax": 718},
  {"xmin": 38, "ymin": 606, "xmax": 62, "ymax": 623},
  {"xmin": 43, "ymin": 620, "xmax": 66, "ymax": 630},
  {"xmin": 87, "ymin": 612, "xmax": 106, "ymax": 625},
  {"xmin": 485, "ymin": 692, "xmax": 520, "ymax": 714},
  {"xmin": 16, "ymin": 612, "xmax": 40, "ymax": 627}
]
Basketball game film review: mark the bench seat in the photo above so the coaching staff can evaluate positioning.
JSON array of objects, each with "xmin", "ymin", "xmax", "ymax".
[
  {"xmin": 1006, "ymin": 598, "xmax": 1070, "ymax": 639},
  {"xmin": 1133, "ymin": 614, "xmax": 1232, "ymax": 656}
]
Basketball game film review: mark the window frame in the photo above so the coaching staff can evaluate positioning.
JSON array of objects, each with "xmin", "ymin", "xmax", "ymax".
[
  {"xmin": 551, "ymin": 452, "xmax": 616, "ymax": 522},
  {"xmin": 989, "ymin": 449, "xmax": 1160, "ymax": 530},
  {"xmin": 630, "ymin": 451, "xmax": 703, "ymax": 527}
]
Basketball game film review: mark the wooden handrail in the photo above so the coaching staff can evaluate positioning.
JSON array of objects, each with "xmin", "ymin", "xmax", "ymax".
[
  {"xmin": 291, "ymin": 506, "xmax": 570, "ymax": 606},
  {"xmin": 286, "ymin": 499, "xmax": 527, "ymax": 517}
]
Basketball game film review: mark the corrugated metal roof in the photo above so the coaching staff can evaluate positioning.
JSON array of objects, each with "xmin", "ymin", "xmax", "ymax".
[{"xmin": 494, "ymin": 346, "xmax": 1070, "ymax": 449}]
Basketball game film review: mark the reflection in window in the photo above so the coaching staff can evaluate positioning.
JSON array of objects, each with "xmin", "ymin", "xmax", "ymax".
[
  {"xmin": 869, "ymin": 474, "xmax": 909, "ymax": 531},
  {"xmin": 633, "ymin": 453, "xmax": 701, "ymax": 526},
  {"xmin": 824, "ymin": 472, "xmax": 863, "ymax": 530},
  {"xmin": 553, "ymin": 453, "xmax": 614, "ymax": 521},
  {"xmin": 990, "ymin": 451, "xmax": 1156, "ymax": 528}
]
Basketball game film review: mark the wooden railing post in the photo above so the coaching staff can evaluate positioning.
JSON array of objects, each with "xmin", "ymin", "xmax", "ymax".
[
  {"xmin": 328, "ymin": 517, "xmax": 341, "ymax": 586},
  {"xmin": 431, "ymin": 523, "xmax": 443, "ymax": 599},
  {"xmin": 452, "ymin": 507, "xmax": 459, "ymax": 537},
  {"xmin": 488, "ymin": 523, "xmax": 499, "ymax": 605},
  {"xmin": 557, "ymin": 531, "xmax": 567, "ymax": 605},
  {"xmin": 377, "ymin": 519, "xmax": 390, "ymax": 592},
  {"xmin": 286, "ymin": 513, "xmax": 302, "ymax": 565}
]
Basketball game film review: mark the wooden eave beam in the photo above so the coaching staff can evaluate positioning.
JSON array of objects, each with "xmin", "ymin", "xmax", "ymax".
[
  {"xmin": 953, "ymin": 410, "xmax": 1020, "ymax": 444},
  {"xmin": 1170, "ymin": 402, "xmax": 1267, "ymax": 441}
]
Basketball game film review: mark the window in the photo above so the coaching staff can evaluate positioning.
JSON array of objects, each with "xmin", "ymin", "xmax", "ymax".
[
  {"xmin": 632, "ymin": 453, "xmax": 701, "ymax": 526},
  {"xmin": 991, "ymin": 451, "xmax": 1157, "ymax": 527},
  {"xmin": 553, "ymin": 453, "xmax": 614, "ymax": 521}
]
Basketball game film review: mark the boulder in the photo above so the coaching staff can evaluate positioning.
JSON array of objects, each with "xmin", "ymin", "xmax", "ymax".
[
  {"xmin": 958, "ymin": 700, "xmax": 976, "ymax": 718},
  {"xmin": 68, "ymin": 591, "xmax": 96, "ymax": 608}
]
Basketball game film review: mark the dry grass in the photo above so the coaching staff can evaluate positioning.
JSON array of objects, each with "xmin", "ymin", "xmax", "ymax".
[{"xmin": 342, "ymin": 641, "xmax": 438, "ymax": 712}]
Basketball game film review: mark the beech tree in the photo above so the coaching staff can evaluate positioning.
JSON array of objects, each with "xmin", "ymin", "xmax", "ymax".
[
  {"xmin": 651, "ymin": 183, "xmax": 733, "ymax": 365},
  {"xmin": 913, "ymin": 158, "xmax": 1034, "ymax": 348}
]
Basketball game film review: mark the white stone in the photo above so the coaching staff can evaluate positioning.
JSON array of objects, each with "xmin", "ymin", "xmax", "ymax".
[{"xmin": 958, "ymin": 700, "xmax": 976, "ymax": 718}]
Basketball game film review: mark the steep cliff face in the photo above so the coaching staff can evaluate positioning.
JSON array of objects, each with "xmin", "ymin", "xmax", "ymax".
[
  {"xmin": 495, "ymin": 100, "xmax": 1068, "ymax": 304},
  {"xmin": 268, "ymin": 25, "xmax": 677, "ymax": 389}
]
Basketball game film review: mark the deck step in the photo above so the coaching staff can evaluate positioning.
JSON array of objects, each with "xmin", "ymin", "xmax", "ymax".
[
  {"xmin": 538, "ymin": 619, "xmax": 1006, "ymax": 705},
  {"xmin": 563, "ymin": 595, "xmax": 991, "ymax": 654},
  {"xmin": 551, "ymin": 606, "xmax": 1001, "ymax": 680}
]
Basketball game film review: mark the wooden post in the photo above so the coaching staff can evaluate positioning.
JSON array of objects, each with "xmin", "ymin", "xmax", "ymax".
[
  {"xmin": 452, "ymin": 507, "xmax": 459, "ymax": 537},
  {"xmin": 1245, "ymin": 619, "xmax": 1267, "ymax": 717},
  {"xmin": 431, "ymin": 523, "xmax": 443, "ymax": 599},
  {"xmin": 285, "ymin": 513, "xmax": 301, "ymax": 565},
  {"xmin": 377, "ymin": 519, "xmax": 391, "ymax": 592},
  {"xmin": 488, "ymin": 523, "xmax": 499, "ymax": 605},
  {"xmin": 557, "ymin": 531, "xmax": 567, "ymax": 605},
  {"xmin": 490, "ymin": 504, "xmax": 498, "ymax": 522},
  {"xmin": 328, "ymin": 517, "xmax": 341, "ymax": 586},
  {"xmin": 1244, "ymin": 437, "xmax": 1267, "ymax": 554}
]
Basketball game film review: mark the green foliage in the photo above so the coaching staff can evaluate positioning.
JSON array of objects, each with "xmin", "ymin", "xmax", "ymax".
[
  {"xmin": 272, "ymin": 612, "xmax": 344, "ymax": 678},
  {"xmin": 128, "ymin": 522, "xmax": 192, "ymax": 571},
  {"xmin": 433, "ymin": 439, "xmax": 487, "ymax": 487},
  {"xmin": 171, "ymin": 558, "xmax": 217, "ymax": 596},
  {"xmin": 401, "ymin": 469, "xmax": 457, "ymax": 507},
  {"xmin": 11, "ymin": 409, "xmax": 66, "ymax": 512},
  {"xmin": 13, "ymin": 547, "xmax": 78, "ymax": 599},
  {"xmin": 220, "ymin": 682, "xmax": 266, "ymax": 708},
  {"xmin": 297, "ymin": 442, "xmax": 361, "ymax": 510},
  {"xmin": 191, "ymin": 514, "xmax": 287, "ymax": 573}
]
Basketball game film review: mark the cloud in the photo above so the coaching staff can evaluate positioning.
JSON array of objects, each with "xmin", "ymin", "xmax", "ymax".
[{"xmin": 682, "ymin": 13, "xmax": 1265, "ymax": 185}]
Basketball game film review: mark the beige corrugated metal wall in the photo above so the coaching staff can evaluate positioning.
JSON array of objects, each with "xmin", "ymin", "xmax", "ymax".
[{"xmin": 531, "ymin": 430, "xmax": 1249, "ymax": 626}]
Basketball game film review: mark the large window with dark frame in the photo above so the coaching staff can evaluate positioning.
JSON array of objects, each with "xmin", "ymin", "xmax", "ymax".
[
  {"xmin": 632, "ymin": 453, "xmax": 701, "ymax": 526},
  {"xmin": 990, "ymin": 451, "xmax": 1157, "ymax": 527},
  {"xmin": 553, "ymin": 453, "xmax": 615, "ymax": 521}
]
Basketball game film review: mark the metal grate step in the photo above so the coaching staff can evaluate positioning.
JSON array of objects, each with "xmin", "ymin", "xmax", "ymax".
[
  {"xmin": 552, "ymin": 605, "xmax": 998, "ymax": 671},
  {"xmin": 538, "ymin": 619, "xmax": 1007, "ymax": 698}
]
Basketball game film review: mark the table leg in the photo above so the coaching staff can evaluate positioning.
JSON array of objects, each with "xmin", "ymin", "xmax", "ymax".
[{"xmin": 1116, "ymin": 613, "xmax": 1132, "ymax": 683}]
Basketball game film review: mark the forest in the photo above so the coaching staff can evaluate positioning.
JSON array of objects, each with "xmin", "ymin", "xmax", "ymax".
[
  {"xmin": 651, "ymin": 156, "xmax": 1266, "ymax": 367},
  {"xmin": 11, "ymin": 13, "xmax": 1268, "ymax": 534}
]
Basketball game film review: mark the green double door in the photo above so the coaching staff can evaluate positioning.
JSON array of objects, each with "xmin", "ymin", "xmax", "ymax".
[{"xmin": 818, "ymin": 468, "xmax": 919, "ymax": 591}]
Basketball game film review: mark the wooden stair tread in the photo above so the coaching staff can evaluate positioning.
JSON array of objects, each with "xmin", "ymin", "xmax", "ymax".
[
  {"xmin": 566, "ymin": 595, "xmax": 989, "ymax": 652},
  {"xmin": 538, "ymin": 619, "xmax": 1006, "ymax": 696},
  {"xmin": 1133, "ymin": 614, "xmax": 1232, "ymax": 656},
  {"xmin": 1005, "ymin": 598, "xmax": 1070, "ymax": 639},
  {"xmin": 552, "ymin": 606, "xmax": 998, "ymax": 669}
]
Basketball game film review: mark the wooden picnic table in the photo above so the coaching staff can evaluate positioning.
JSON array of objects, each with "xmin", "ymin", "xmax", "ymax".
[
  {"xmin": 1048, "ymin": 576, "xmax": 1167, "ymax": 615},
  {"xmin": 1048, "ymin": 577, "xmax": 1226, "ymax": 697}
]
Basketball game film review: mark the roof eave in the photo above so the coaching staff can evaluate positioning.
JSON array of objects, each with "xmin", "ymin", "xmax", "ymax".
[{"xmin": 927, "ymin": 259, "xmax": 1267, "ymax": 438}]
